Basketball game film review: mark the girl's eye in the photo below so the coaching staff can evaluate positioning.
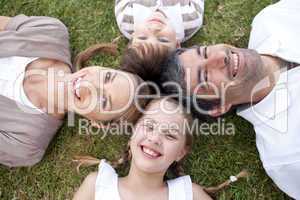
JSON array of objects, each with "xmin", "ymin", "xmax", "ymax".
[
  {"xmin": 165, "ymin": 133, "xmax": 176, "ymax": 140},
  {"xmin": 138, "ymin": 36, "xmax": 147, "ymax": 40},
  {"xmin": 158, "ymin": 37, "xmax": 170, "ymax": 43},
  {"xmin": 104, "ymin": 72, "xmax": 111, "ymax": 83}
]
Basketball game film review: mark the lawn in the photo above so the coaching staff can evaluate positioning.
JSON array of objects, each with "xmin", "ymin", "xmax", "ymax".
[{"xmin": 0, "ymin": 0, "xmax": 292, "ymax": 199}]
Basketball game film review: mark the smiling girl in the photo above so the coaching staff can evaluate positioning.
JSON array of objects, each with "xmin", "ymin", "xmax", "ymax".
[{"xmin": 72, "ymin": 98, "xmax": 212, "ymax": 200}]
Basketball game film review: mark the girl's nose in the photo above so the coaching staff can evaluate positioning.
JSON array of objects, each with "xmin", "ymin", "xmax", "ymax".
[{"xmin": 147, "ymin": 132, "xmax": 162, "ymax": 146}]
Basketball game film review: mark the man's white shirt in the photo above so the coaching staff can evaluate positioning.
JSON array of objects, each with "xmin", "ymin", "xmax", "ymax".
[{"xmin": 238, "ymin": 0, "xmax": 300, "ymax": 198}]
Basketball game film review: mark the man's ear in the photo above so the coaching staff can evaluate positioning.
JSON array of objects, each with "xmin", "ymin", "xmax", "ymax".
[{"xmin": 207, "ymin": 103, "xmax": 232, "ymax": 117}]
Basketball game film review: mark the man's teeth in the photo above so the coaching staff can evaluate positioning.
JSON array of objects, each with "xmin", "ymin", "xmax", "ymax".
[
  {"xmin": 232, "ymin": 53, "xmax": 239, "ymax": 76},
  {"xmin": 142, "ymin": 146, "xmax": 160, "ymax": 157}
]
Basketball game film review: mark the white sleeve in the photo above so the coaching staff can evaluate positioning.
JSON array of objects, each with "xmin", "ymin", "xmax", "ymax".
[{"xmin": 266, "ymin": 162, "xmax": 300, "ymax": 199}]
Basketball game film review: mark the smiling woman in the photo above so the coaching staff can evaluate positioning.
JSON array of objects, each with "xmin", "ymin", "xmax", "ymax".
[
  {"xmin": 71, "ymin": 43, "xmax": 150, "ymax": 124},
  {"xmin": 0, "ymin": 15, "xmax": 149, "ymax": 168}
]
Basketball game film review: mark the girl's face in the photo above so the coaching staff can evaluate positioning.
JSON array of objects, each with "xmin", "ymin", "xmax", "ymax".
[
  {"xmin": 130, "ymin": 99, "xmax": 188, "ymax": 174},
  {"xmin": 132, "ymin": 11, "xmax": 178, "ymax": 50},
  {"xmin": 67, "ymin": 66, "xmax": 139, "ymax": 122}
]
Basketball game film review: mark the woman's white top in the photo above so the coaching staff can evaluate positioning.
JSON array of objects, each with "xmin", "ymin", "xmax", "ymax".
[
  {"xmin": 115, "ymin": 0, "xmax": 204, "ymax": 42},
  {"xmin": 238, "ymin": 0, "xmax": 300, "ymax": 198},
  {"xmin": 95, "ymin": 160, "xmax": 193, "ymax": 200},
  {"xmin": 0, "ymin": 56, "xmax": 42, "ymax": 111}
]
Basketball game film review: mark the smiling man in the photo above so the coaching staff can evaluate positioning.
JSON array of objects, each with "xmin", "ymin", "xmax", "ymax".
[{"xmin": 158, "ymin": 0, "xmax": 300, "ymax": 198}]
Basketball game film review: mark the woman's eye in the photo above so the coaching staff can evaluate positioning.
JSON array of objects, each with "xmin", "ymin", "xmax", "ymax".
[
  {"xmin": 158, "ymin": 37, "xmax": 170, "ymax": 43},
  {"xmin": 147, "ymin": 125, "xmax": 154, "ymax": 130},
  {"xmin": 104, "ymin": 72, "xmax": 111, "ymax": 83},
  {"xmin": 137, "ymin": 36, "xmax": 147, "ymax": 40},
  {"xmin": 145, "ymin": 123, "xmax": 154, "ymax": 131}
]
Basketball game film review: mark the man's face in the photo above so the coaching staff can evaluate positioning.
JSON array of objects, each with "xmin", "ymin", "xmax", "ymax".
[{"xmin": 178, "ymin": 44, "xmax": 266, "ymax": 105}]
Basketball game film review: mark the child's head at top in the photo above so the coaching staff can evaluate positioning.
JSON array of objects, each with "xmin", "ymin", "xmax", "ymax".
[
  {"xmin": 119, "ymin": 10, "xmax": 178, "ymax": 82},
  {"xmin": 130, "ymin": 10, "xmax": 179, "ymax": 51},
  {"xmin": 117, "ymin": 0, "xmax": 205, "ymax": 81}
]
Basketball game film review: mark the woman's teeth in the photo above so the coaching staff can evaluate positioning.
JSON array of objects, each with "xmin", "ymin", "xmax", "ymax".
[
  {"xmin": 142, "ymin": 146, "xmax": 161, "ymax": 158},
  {"xmin": 74, "ymin": 77, "xmax": 82, "ymax": 99}
]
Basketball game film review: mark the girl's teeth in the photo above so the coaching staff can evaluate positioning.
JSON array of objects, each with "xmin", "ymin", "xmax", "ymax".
[{"xmin": 143, "ymin": 147, "xmax": 159, "ymax": 157}]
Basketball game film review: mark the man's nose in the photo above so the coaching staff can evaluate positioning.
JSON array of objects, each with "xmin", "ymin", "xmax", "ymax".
[{"xmin": 205, "ymin": 51, "xmax": 228, "ymax": 69}]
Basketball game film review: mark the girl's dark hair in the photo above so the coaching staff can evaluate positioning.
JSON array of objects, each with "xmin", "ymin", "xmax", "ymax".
[{"xmin": 120, "ymin": 43, "xmax": 170, "ymax": 82}]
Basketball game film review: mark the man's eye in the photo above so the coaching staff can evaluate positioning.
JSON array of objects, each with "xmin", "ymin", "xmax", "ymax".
[
  {"xmin": 104, "ymin": 72, "xmax": 111, "ymax": 83},
  {"xmin": 203, "ymin": 46, "xmax": 208, "ymax": 59},
  {"xmin": 158, "ymin": 37, "xmax": 169, "ymax": 43},
  {"xmin": 138, "ymin": 36, "xmax": 147, "ymax": 40}
]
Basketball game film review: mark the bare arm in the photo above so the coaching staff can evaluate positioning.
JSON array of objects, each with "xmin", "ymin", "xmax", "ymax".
[
  {"xmin": 192, "ymin": 183, "xmax": 213, "ymax": 200},
  {"xmin": 0, "ymin": 16, "xmax": 11, "ymax": 31},
  {"xmin": 73, "ymin": 172, "xmax": 97, "ymax": 200}
]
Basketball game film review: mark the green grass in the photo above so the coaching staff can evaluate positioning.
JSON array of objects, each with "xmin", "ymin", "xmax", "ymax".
[{"xmin": 0, "ymin": 0, "xmax": 292, "ymax": 199}]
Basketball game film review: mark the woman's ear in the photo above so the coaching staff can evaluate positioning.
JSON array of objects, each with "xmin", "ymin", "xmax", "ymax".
[{"xmin": 207, "ymin": 103, "xmax": 232, "ymax": 117}]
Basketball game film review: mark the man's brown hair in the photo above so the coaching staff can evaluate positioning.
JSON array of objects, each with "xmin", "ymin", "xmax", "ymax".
[{"xmin": 120, "ymin": 43, "xmax": 170, "ymax": 82}]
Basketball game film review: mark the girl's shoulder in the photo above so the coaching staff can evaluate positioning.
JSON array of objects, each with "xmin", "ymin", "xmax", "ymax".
[
  {"xmin": 84, "ymin": 172, "xmax": 98, "ymax": 186},
  {"xmin": 191, "ymin": 183, "xmax": 212, "ymax": 200},
  {"xmin": 73, "ymin": 172, "xmax": 98, "ymax": 200},
  {"xmin": 167, "ymin": 176, "xmax": 212, "ymax": 200}
]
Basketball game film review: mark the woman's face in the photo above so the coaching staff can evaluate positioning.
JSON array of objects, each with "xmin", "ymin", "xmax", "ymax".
[
  {"xmin": 130, "ymin": 99, "xmax": 188, "ymax": 174},
  {"xmin": 68, "ymin": 66, "xmax": 139, "ymax": 122},
  {"xmin": 132, "ymin": 11, "xmax": 177, "ymax": 50}
]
